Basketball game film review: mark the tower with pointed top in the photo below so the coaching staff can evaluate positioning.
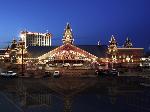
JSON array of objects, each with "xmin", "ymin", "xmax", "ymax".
[
  {"xmin": 62, "ymin": 23, "xmax": 74, "ymax": 45},
  {"xmin": 108, "ymin": 35, "xmax": 118, "ymax": 54},
  {"xmin": 123, "ymin": 37, "xmax": 133, "ymax": 48},
  {"xmin": 10, "ymin": 38, "xmax": 18, "ymax": 49},
  {"xmin": 108, "ymin": 35, "xmax": 118, "ymax": 66}
]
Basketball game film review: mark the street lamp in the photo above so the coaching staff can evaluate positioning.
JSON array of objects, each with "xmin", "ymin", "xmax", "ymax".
[{"xmin": 21, "ymin": 42, "xmax": 24, "ymax": 76}]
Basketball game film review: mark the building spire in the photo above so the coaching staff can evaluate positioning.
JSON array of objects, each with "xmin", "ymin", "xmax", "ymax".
[
  {"xmin": 109, "ymin": 35, "xmax": 117, "ymax": 46},
  {"xmin": 108, "ymin": 35, "xmax": 118, "ymax": 55},
  {"xmin": 66, "ymin": 22, "xmax": 71, "ymax": 29},
  {"xmin": 62, "ymin": 22, "xmax": 74, "ymax": 45},
  {"xmin": 98, "ymin": 40, "xmax": 101, "ymax": 46},
  {"xmin": 123, "ymin": 37, "xmax": 133, "ymax": 48},
  {"xmin": 12, "ymin": 37, "xmax": 17, "ymax": 44},
  {"xmin": 11, "ymin": 37, "xmax": 17, "ymax": 49}
]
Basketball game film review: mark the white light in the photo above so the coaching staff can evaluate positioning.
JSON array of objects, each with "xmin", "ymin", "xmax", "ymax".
[
  {"xmin": 141, "ymin": 58, "xmax": 146, "ymax": 61},
  {"xmin": 126, "ymin": 57, "xmax": 130, "ymax": 62}
]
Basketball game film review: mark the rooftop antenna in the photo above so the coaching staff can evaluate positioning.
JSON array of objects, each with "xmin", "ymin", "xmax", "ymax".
[{"xmin": 98, "ymin": 40, "xmax": 101, "ymax": 46}]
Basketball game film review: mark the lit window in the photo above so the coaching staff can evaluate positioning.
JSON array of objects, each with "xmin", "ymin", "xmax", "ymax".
[
  {"xmin": 131, "ymin": 59, "xmax": 133, "ymax": 62},
  {"xmin": 123, "ymin": 55, "xmax": 125, "ymax": 58}
]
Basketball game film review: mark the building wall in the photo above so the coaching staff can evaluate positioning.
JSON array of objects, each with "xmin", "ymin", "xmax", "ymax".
[
  {"xmin": 20, "ymin": 31, "xmax": 52, "ymax": 48},
  {"xmin": 116, "ymin": 48, "xmax": 144, "ymax": 66}
]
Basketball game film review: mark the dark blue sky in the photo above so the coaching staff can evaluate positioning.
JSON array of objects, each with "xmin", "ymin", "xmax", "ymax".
[{"xmin": 0, "ymin": 0, "xmax": 150, "ymax": 50}]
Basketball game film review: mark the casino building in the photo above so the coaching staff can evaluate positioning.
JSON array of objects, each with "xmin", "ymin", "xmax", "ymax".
[
  {"xmin": 0, "ymin": 23, "xmax": 144, "ymax": 68},
  {"xmin": 26, "ymin": 23, "xmax": 144, "ymax": 67},
  {"xmin": 27, "ymin": 23, "xmax": 107, "ymax": 65},
  {"xmin": 20, "ymin": 30, "xmax": 52, "ymax": 48}
]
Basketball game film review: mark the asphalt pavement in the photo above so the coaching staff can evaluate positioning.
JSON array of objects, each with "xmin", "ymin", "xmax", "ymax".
[{"xmin": 0, "ymin": 92, "xmax": 23, "ymax": 112}]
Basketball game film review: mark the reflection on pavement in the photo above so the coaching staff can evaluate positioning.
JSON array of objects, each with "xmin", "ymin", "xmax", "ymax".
[{"xmin": 0, "ymin": 77, "xmax": 149, "ymax": 112}]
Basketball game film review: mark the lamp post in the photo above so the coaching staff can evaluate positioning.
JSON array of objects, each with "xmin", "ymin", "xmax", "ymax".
[
  {"xmin": 112, "ymin": 56, "xmax": 114, "ymax": 69},
  {"xmin": 22, "ymin": 43, "xmax": 24, "ymax": 76}
]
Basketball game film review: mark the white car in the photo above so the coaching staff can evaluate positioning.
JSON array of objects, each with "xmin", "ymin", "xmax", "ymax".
[
  {"xmin": 53, "ymin": 71, "xmax": 60, "ymax": 78},
  {"xmin": 0, "ymin": 71, "xmax": 17, "ymax": 77},
  {"xmin": 63, "ymin": 63, "xmax": 70, "ymax": 67},
  {"xmin": 48, "ymin": 64, "xmax": 55, "ymax": 67},
  {"xmin": 72, "ymin": 63, "xmax": 83, "ymax": 67}
]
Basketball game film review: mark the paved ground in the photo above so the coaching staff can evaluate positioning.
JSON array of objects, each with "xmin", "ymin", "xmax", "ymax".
[
  {"xmin": 0, "ymin": 92, "xmax": 23, "ymax": 112},
  {"xmin": 0, "ymin": 76, "xmax": 150, "ymax": 112}
]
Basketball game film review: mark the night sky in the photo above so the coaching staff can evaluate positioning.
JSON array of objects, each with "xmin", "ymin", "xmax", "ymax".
[{"xmin": 0, "ymin": 0, "xmax": 150, "ymax": 50}]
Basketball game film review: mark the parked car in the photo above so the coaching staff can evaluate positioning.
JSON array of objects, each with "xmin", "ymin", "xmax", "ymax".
[
  {"xmin": 43, "ymin": 71, "xmax": 51, "ymax": 78},
  {"xmin": 53, "ymin": 71, "xmax": 60, "ymax": 78},
  {"xmin": 72, "ymin": 63, "xmax": 83, "ymax": 67},
  {"xmin": 63, "ymin": 63, "xmax": 70, "ymax": 67},
  {"xmin": 96, "ymin": 69, "xmax": 119, "ymax": 77},
  {"xmin": 48, "ymin": 64, "xmax": 55, "ymax": 67},
  {"xmin": 108, "ymin": 69, "xmax": 119, "ymax": 77},
  {"xmin": 0, "ymin": 71, "xmax": 17, "ymax": 77},
  {"xmin": 95, "ymin": 69, "xmax": 109, "ymax": 77}
]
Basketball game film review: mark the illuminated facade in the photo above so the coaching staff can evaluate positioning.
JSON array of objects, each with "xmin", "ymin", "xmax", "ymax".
[
  {"xmin": 0, "ymin": 39, "xmax": 28, "ymax": 63},
  {"xmin": 25, "ymin": 23, "xmax": 144, "ymax": 67},
  {"xmin": 38, "ymin": 43, "xmax": 98, "ymax": 62},
  {"xmin": 108, "ymin": 36, "xmax": 144, "ymax": 66},
  {"xmin": 0, "ymin": 23, "xmax": 145, "ymax": 68},
  {"xmin": 20, "ymin": 31, "xmax": 52, "ymax": 48},
  {"xmin": 35, "ymin": 23, "xmax": 102, "ymax": 63}
]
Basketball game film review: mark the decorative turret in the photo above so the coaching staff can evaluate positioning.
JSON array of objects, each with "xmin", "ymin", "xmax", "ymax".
[
  {"xmin": 62, "ymin": 23, "xmax": 74, "ymax": 44},
  {"xmin": 108, "ymin": 35, "xmax": 118, "ymax": 54},
  {"xmin": 109, "ymin": 35, "xmax": 117, "ymax": 46},
  {"xmin": 18, "ymin": 38, "xmax": 25, "ymax": 49},
  {"xmin": 10, "ymin": 38, "xmax": 18, "ymax": 49},
  {"xmin": 123, "ymin": 37, "xmax": 133, "ymax": 48},
  {"xmin": 108, "ymin": 35, "xmax": 118, "ymax": 67}
]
